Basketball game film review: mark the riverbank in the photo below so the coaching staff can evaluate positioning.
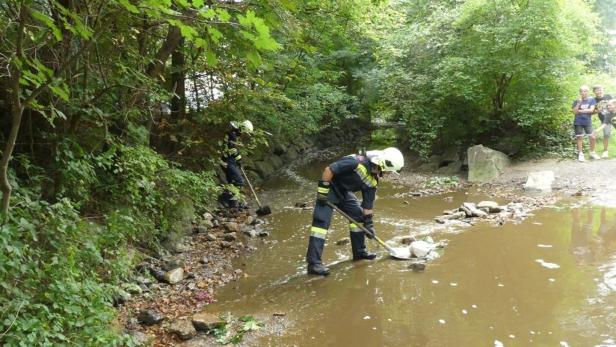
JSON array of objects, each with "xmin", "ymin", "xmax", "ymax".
[{"xmin": 118, "ymin": 152, "xmax": 616, "ymax": 346}]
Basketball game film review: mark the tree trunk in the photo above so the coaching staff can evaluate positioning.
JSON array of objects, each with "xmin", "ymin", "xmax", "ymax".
[
  {"xmin": 146, "ymin": 26, "xmax": 183, "ymax": 80},
  {"xmin": 1, "ymin": 104, "xmax": 24, "ymax": 215},
  {"xmin": 170, "ymin": 37, "xmax": 186, "ymax": 119}
]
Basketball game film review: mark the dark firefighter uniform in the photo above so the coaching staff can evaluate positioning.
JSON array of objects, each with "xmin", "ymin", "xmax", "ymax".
[
  {"xmin": 306, "ymin": 154, "xmax": 378, "ymax": 268},
  {"xmin": 218, "ymin": 128, "xmax": 244, "ymax": 208}
]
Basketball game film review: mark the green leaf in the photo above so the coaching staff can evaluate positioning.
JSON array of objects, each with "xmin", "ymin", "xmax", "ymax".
[
  {"xmin": 200, "ymin": 8, "xmax": 216, "ymax": 19},
  {"xmin": 246, "ymin": 51, "xmax": 262, "ymax": 67},
  {"xmin": 195, "ymin": 38, "xmax": 208, "ymax": 49},
  {"xmin": 118, "ymin": 0, "xmax": 139, "ymax": 14},
  {"xmin": 192, "ymin": 0, "xmax": 204, "ymax": 8},
  {"xmin": 30, "ymin": 10, "xmax": 63, "ymax": 41},
  {"xmin": 49, "ymin": 83, "xmax": 70, "ymax": 102},
  {"xmin": 216, "ymin": 9, "xmax": 231, "ymax": 22},
  {"xmin": 207, "ymin": 27, "xmax": 223, "ymax": 43},
  {"xmin": 205, "ymin": 51, "xmax": 218, "ymax": 66}
]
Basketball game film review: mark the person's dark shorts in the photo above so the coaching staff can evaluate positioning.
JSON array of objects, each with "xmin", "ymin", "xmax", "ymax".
[{"xmin": 574, "ymin": 124, "xmax": 593, "ymax": 137}]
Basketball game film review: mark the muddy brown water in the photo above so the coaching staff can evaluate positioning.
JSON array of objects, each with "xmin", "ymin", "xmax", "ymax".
[{"xmin": 208, "ymin": 158, "xmax": 616, "ymax": 346}]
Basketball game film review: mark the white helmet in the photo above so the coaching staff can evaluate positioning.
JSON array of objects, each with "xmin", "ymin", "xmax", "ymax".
[
  {"xmin": 367, "ymin": 147, "xmax": 404, "ymax": 172},
  {"xmin": 230, "ymin": 120, "xmax": 254, "ymax": 134}
]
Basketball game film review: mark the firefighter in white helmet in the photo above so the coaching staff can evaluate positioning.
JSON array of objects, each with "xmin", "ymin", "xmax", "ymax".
[
  {"xmin": 306, "ymin": 147, "xmax": 404, "ymax": 276},
  {"xmin": 218, "ymin": 120, "xmax": 254, "ymax": 209}
]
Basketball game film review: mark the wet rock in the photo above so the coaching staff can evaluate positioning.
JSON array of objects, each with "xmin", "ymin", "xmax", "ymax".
[
  {"xmin": 253, "ymin": 160, "xmax": 275, "ymax": 178},
  {"xmin": 224, "ymin": 232, "xmax": 238, "ymax": 241},
  {"xmin": 410, "ymin": 240, "xmax": 433, "ymax": 258},
  {"xmin": 149, "ymin": 267, "xmax": 167, "ymax": 282},
  {"xmin": 273, "ymin": 312, "xmax": 286, "ymax": 317},
  {"xmin": 126, "ymin": 330, "xmax": 155, "ymax": 346},
  {"xmin": 203, "ymin": 212, "xmax": 214, "ymax": 221},
  {"xmin": 162, "ymin": 258, "xmax": 185, "ymax": 271},
  {"xmin": 437, "ymin": 211, "xmax": 466, "ymax": 222},
  {"xmin": 436, "ymin": 160, "xmax": 462, "ymax": 175},
  {"xmin": 336, "ymin": 237, "xmax": 350, "ymax": 245},
  {"xmin": 434, "ymin": 217, "xmax": 446, "ymax": 224},
  {"xmin": 122, "ymin": 283, "xmax": 143, "ymax": 295},
  {"xmin": 243, "ymin": 228, "xmax": 258, "ymax": 238},
  {"xmin": 294, "ymin": 202, "xmax": 308, "ymax": 208},
  {"xmin": 467, "ymin": 145, "xmax": 510, "ymax": 183},
  {"xmin": 138, "ymin": 309, "xmax": 165, "ymax": 325},
  {"xmin": 168, "ymin": 319, "xmax": 197, "ymax": 340},
  {"xmin": 524, "ymin": 171, "xmax": 555, "ymax": 192},
  {"xmin": 462, "ymin": 202, "xmax": 488, "ymax": 218},
  {"xmin": 192, "ymin": 312, "xmax": 225, "ymax": 332},
  {"xmin": 409, "ymin": 261, "xmax": 426, "ymax": 272},
  {"xmin": 136, "ymin": 276, "xmax": 153, "ymax": 286},
  {"xmin": 400, "ymin": 236, "xmax": 416, "ymax": 245},
  {"xmin": 224, "ymin": 222, "xmax": 240, "ymax": 233},
  {"xmin": 245, "ymin": 215, "xmax": 256, "ymax": 225},
  {"xmin": 194, "ymin": 225, "xmax": 208, "ymax": 234},
  {"xmin": 163, "ymin": 268, "xmax": 184, "ymax": 284},
  {"xmin": 284, "ymin": 147, "xmax": 299, "ymax": 161},
  {"xmin": 199, "ymin": 257, "xmax": 209, "ymax": 264},
  {"xmin": 477, "ymin": 201, "xmax": 498, "ymax": 210},
  {"xmin": 270, "ymin": 155, "xmax": 284, "ymax": 170},
  {"xmin": 187, "ymin": 282, "xmax": 197, "ymax": 290},
  {"xmin": 113, "ymin": 288, "xmax": 131, "ymax": 306},
  {"xmin": 410, "ymin": 192, "xmax": 422, "ymax": 197},
  {"xmin": 240, "ymin": 224, "xmax": 253, "ymax": 233},
  {"xmin": 257, "ymin": 230, "xmax": 270, "ymax": 237}
]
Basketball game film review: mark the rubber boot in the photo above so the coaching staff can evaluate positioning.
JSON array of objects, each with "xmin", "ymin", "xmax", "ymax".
[
  {"xmin": 306, "ymin": 236, "xmax": 329, "ymax": 276},
  {"xmin": 351, "ymin": 232, "xmax": 376, "ymax": 261},
  {"xmin": 307, "ymin": 263, "xmax": 330, "ymax": 276}
]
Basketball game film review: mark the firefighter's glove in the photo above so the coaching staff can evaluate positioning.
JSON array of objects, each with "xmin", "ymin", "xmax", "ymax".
[
  {"xmin": 316, "ymin": 180, "xmax": 331, "ymax": 205},
  {"xmin": 363, "ymin": 214, "xmax": 376, "ymax": 239}
]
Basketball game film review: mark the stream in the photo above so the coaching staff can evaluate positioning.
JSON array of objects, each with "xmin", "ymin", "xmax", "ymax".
[{"xmin": 206, "ymin": 151, "xmax": 616, "ymax": 346}]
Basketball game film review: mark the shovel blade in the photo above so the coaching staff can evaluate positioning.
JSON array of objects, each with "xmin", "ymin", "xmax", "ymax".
[
  {"xmin": 389, "ymin": 247, "xmax": 412, "ymax": 260},
  {"xmin": 256, "ymin": 205, "xmax": 271, "ymax": 216}
]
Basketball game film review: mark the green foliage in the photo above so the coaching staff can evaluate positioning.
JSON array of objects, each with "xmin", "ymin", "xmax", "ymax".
[
  {"xmin": 209, "ymin": 314, "xmax": 263, "ymax": 345},
  {"xmin": 0, "ymin": 193, "xmax": 131, "ymax": 346},
  {"xmin": 426, "ymin": 176, "xmax": 460, "ymax": 189},
  {"xmin": 366, "ymin": 0, "xmax": 601, "ymax": 158}
]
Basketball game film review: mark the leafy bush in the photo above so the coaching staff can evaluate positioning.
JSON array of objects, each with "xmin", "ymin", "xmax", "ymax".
[
  {"xmin": 0, "ymin": 193, "xmax": 131, "ymax": 346},
  {"xmin": 0, "ymin": 143, "xmax": 220, "ymax": 346}
]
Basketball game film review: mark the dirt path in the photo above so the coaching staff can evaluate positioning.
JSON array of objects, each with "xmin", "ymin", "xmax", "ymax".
[{"xmin": 493, "ymin": 157, "xmax": 616, "ymax": 207}]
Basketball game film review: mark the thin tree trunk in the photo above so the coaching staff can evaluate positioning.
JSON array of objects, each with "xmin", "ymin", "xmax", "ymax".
[
  {"xmin": 1, "ymin": 5, "xmax": 26, "ymax": 216},
  {"xmin": 170, "ymin": 37, "xmax": 186, "ymax": 119}
]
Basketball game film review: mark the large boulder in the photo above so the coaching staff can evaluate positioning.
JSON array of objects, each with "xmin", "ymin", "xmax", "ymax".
[
  {"xmin": 436, "ymin": 160, "xmax": 462, "ymax": 175},
  {"xmin": 168, "ymin": 319, "xmax": 197, "ymax": 340},
  {"xmin": 467, "ymin": 145, "xmax": 510, "ymax": 183},
  {"xmin": 192, "ymin": 312, "xmax": 225, "ymax": 332},
  {"xmin": 163, "ymin": 268, "xmax": 184, "ymax": 284},
  {"xmin": 252, "ymin": 160, "xmax": 275, "ymax": 178},
  {"xmin": 523, "ymin": 171, "xmax": 555, "ymax": 192}
]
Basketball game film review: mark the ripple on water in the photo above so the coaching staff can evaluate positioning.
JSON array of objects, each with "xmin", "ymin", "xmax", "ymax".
[
  {"xmin": 598, "ymin": 258, "xmax": 616, "ymax": 295},
  {"xmin": 535, "ymin": 259, "xmax": 560, "ymax": 269}
]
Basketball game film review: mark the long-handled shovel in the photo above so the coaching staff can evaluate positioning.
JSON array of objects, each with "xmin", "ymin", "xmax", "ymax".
[
  {"xmin": 326, "ymin": 201, "xmax": 411, "ymax": 260},
  {"xmin": 240, "ymin": 167, "xmax": 272, "ymax": 216}
]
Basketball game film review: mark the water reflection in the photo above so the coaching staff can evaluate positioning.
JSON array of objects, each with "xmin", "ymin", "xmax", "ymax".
[{"xmin": 211, "ymin": 179, "xmax": 616, "ymax": 346}]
